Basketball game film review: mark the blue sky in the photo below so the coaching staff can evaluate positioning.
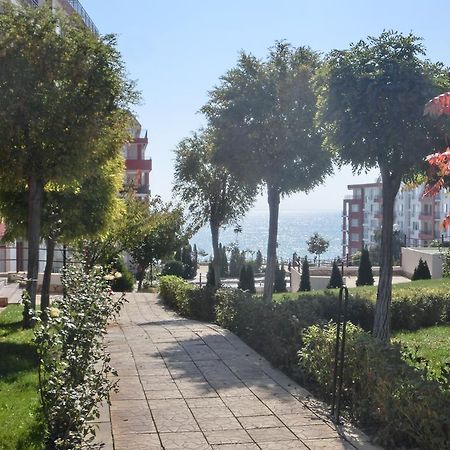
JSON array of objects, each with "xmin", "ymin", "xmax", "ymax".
[{"xmin": 82, "ymin": 0, "xmax": 450, "ymax": 212}]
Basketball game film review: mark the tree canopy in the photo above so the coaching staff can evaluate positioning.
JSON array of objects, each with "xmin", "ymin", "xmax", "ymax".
[
  {"xmin": 173, "ymin": 128, "xmax": 255, "ymax": 286},
  {"xmin": 317, "ymin": 30, "xmax": 450, "ymax": 341},
  {"xmin": 0, "ymin": 5, "xmax": 138, "ymax": 322},
  {"xmin": 203, "ymin": 41, "xmax": 332, "ymax": 300}
]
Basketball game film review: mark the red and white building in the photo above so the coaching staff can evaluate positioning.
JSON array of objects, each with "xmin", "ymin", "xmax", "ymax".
[{"xmin": 123, "ymin": 118, "xmax": 152, "ymax": 198}]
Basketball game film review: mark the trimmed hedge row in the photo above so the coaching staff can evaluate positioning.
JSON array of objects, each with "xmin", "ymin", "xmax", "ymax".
[{"xmin": 158, "ymin": 276, "xmax": 450, "ymax": 449}]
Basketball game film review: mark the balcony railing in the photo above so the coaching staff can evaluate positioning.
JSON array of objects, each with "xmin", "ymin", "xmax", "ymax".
[
  {"xmin": 23, "ymin": 0, "xmax": 39, "ymax": 6},
  {"xmin": 66, "ymin": 0, "xmax": 98, "ymax": 34}
]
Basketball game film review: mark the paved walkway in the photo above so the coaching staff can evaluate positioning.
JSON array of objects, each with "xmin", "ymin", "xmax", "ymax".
[{"xmin": 93, "ymin": 293, "xmax": 379, "ymax": 450}]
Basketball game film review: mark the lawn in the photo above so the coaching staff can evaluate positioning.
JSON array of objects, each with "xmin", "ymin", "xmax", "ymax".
[
  {"xmin": 0, "ymin": 305, "xmax": 44, "ymax": 449},
  {"xmin": 273, "ymin": 277, "xmax": 450, "ymax": 301},
  {"xmin": 394, "ymin": 324, "xmax": 450, "ymax": 375}
]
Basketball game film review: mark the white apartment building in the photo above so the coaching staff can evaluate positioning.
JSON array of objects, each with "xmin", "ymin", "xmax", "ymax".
[{"xmin": 343, "ymin": 179, "xmax": 450, "ymax": 257}]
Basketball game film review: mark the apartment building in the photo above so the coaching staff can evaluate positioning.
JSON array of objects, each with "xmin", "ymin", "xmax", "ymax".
[
  {"xmin": 342, "ymin": 180, "xmax": 450, "ymax": 258},
  {"xmin": 123, "ymin": 118, "xmax": 152, "ymax": 198}
]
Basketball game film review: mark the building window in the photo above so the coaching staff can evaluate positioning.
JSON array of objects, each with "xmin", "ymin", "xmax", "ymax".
[
  {"xmin": 351, "ymin": 233, "xmax": 359, "ymax": 242},
  {"xmin": 413, "ymin": 222, "xmax": 419, "ymax": 231},
  {"xmin": 127, "ymin": 146, "xmax": 137, "ymax": 160},
  {"xmin": 351, "ymin": 204, "xmax": 359, "ymax": 213},
  {"xmin": 351, "ymin": 218, "xmax": 359, "ymax": 227}
]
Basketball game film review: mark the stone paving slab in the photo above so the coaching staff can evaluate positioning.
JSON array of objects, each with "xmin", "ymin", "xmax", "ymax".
[{"xmin": 92, "ymin": 293, "xmax": 382, "ymax": 449}]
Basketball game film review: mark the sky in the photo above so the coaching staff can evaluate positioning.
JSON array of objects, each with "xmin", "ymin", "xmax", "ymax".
[{"xmin": 82, "ymin": 0, "xmax": 450, "ymax": 212}]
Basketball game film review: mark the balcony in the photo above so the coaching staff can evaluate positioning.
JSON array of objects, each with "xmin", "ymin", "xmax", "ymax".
[
  {"xmin": 125, "ymin": 159, "xmax": 152, "ymax": 172},
  {"xmin": 419, "ymin": 213, "xmax": 433, "ymax": 221},
  {"xmin": 23, "ymin": 0, "xmax": 39, "ymax": 6},
  {"xmin": 64, "ymin": 0, "xmax": 99, "ymax": 34},
  {"xmin": 136, "ymin": 184, "xmax": 150, "ymax": 195}
]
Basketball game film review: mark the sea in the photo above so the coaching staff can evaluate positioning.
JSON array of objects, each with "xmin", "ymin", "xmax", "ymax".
[{"xmin": 190, "ymin": 209, "xmax": 342, "ymax": 263}]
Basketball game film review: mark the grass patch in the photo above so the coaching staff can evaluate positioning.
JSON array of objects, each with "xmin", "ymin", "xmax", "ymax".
[
  {"xmin": 273, "ymin": 277, "xmax": 450, "ymax": 301},
  {"xmin": 394, "ymin": 324, "xmax": 450, "ymax": 375},
  {"xmin": 0, "ymin": 305, "xmax": 44, "ymax": 449}
]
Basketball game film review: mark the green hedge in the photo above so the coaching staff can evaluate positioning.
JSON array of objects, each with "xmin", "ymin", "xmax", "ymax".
[
  {"xmin": 159, "ymin": 276, "xmax": 216, "ymax": 322},
  {"xmin": 299, "ymin": 322, "xmax": 450, "ymax": 450}
]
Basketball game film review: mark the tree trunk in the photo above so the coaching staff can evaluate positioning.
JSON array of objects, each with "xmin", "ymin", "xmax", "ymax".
[
  {"xmin": 24, "ymin": 177, "xmax": 44, "ymax": 328},
  {"xmin": 210, "ymin": 221, "xmax": 221, "ymax": 287},
  {"xmin": 373, "ymin": 170, "xmax": 401, "ymax": 342},
  {"xmin": 41, "ymin": 237, "xmax": 55, "ymax": 320},
  {"xmin": 137, "ymin": 265, "xmax": 146, "ymax": 291},
  {"xmin": 263, "ymin": 185, "xmax": 280, "ymax": 302}
]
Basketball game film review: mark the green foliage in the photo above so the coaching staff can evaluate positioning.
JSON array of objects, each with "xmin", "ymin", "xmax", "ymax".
[
  {"xmin": 327, "ymin": 260, "xmax": 343, "ymax": 289},
  {"xmin": 159, "ymin": 276, "xmax": 215, "ymax": 322},
  {"xmin": 0, "ymin": 306, "xmax": 44, "ymax": 449},
  {"xmin": 219, "ymin": 243, "xmax": 229, "ymax": 277},
  {"xmin": 0, "ymin": 5, "xmax": 138, "ymax": 315},
  {"xmin": 306, "ymin": 233, "xmax": 329, "ymax": 264},
  {"xmin": 110, "ymin": 258, "xmax": 135, "ymax": 292},
  {"xmin": 356, "ymin": 247, "xmax": 375, "ymax": 286},
  {"xmin": 254, "ymin": 250, "xmax": 263, "ymax": 273},
  {"xmin": 412, "ymin": 258, "xmax": 432, "ymax": 281},
  {"xmin": 299, "ymin": 322, "xmax": 450, "ymax": 449},
  {"xmin": 33, "ymin": 265, "xmax": 125, "ymax": 449},
  {"xmin": 299, "ymin": 258, "xmax": 311, "ymax": 291},
  {"xmin": 443, "ymin": 250, "xmax": 450, "ymax": 278},
  {"xmin": 204, "ymin": 42, "xmax": 332, "ymax": 301},
  {"xmin": 162, "ymin": 260, "xmax": 184, "ymax": 278},
  {"xmin": 317, "ymin": 30, "xmax": 450, "ymax": 340},
  {"xmin": 206, "ymin": 262, "xmax": 216, "ymax": 287},
  {"xmin": 181, "ymin": 244, "xmax": 197, "ymax": 279},
  {"xmin": 229, "ymin": 246, "xmax": 245, "ymax": 277},
  {"xmin": 238, "ymin": 264, "xmax": 256, "ymax": 293},
  {"xmin": 274, "ymin": 263, "xmax": 287, "ymax": 293}
]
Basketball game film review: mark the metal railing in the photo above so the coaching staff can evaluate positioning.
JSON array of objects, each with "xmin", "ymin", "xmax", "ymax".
[{"xmin": 66, "ymin": 0, "xmax": 98, "ymax": 34}]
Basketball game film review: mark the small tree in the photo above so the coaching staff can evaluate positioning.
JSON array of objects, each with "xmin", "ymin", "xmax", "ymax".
[
  {"xmin": 162, "ymin": 261, "xmax": 184, "ymax": 278},
  {"xmin": 327, "ymin": 260, "xmax": 343, "ymax": 289},
  {"xmin": 299, "ymin": 257, "xmax": 311, "ymax": 292},
  {"xmin": 411, "ymin": 258, "xmax": 431, "ymax": 280},
  {"xmin": 238, "ymin": 264, "xmax": 255, "ymax": 293},
  {"xmin": 206, "ymin": 262, "xmax": 216, "ymax": 287},
  {"xmin": 219, "ymin": 244, "xmax": 229, "ymax": 277},
  {"xmin": 181, "ymin": 244, "xmax": 197, "ymax": 280},
  {"xmin": 306, "ymin": 232, "xmax": 329, "ymax": 266},
  {"xmin": 356, "ymin": 248, "xmax": 375, "ymax": 286},
  {"xmin": 254, "ymin": 250, "xmax": 263, "ymax": 273},
  {"xmin": 274, "ymin": 263, "xmax": 287, "ymax": 293}
]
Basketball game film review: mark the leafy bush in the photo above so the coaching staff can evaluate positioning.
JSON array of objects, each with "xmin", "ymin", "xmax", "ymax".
[
  {"xmin": 412, "ymin": 258, "xmax": 432, "ymax": 280},
  {"xmin": 32, "ymin": 265, "xmax": 125, "ymax": 449},
  {"xmin": 299, "ymin": 322, "xmax": 450, "ymax": 450},
  {"xmin": 159, "ymin": 275, "xmax": 215, "ymax": 321},
  {"xmin": 110, "ymin": 257, "xmax": 135, "ymax": 292},
  {"xmin": 161, "ymin": 260, "xmax": 184, "ymax": 277}
]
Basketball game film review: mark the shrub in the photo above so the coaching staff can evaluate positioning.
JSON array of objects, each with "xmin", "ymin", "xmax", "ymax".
[
  {"xmin": 238, "ymin": 264, "xmax": 255, "ymax": 293},
  {"xmin": 299, "ymin": 322, "xmax": 450, "ymax": 450},
  {"xmin": 356, "ymin": 247, "xmax": 374, "ymax": 286},
  {"xmin": 299, "ymin": 257, "xmax": 311, "ymax": 291},
  {"xmin": 274, "ymin": 263, "xmax": 287, "ymax": 293},
  {"xmin": 159, "ymin": 275, "xmax": 215, "ymax": 321},
  {"xmin": 412, "ymin": 258, "xmax": 432, "ymax": 281},
  {"xmin": 110, "ymin": 257, "xmax": 135, "ymax": 292},
  {"xmin": 161, "ymin": 260, "xmax": 184, "ymax": 278},
  {"xmin": 327, "ymin": 260, "xmax": 343, "ymax": 289},
  {"xmin": 32, "ymin": 265, "xmax": 125, "ymax": 449},
  {"xmin": 206, "ymin": 262, "xmax": 215, "ymax": 286}
]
